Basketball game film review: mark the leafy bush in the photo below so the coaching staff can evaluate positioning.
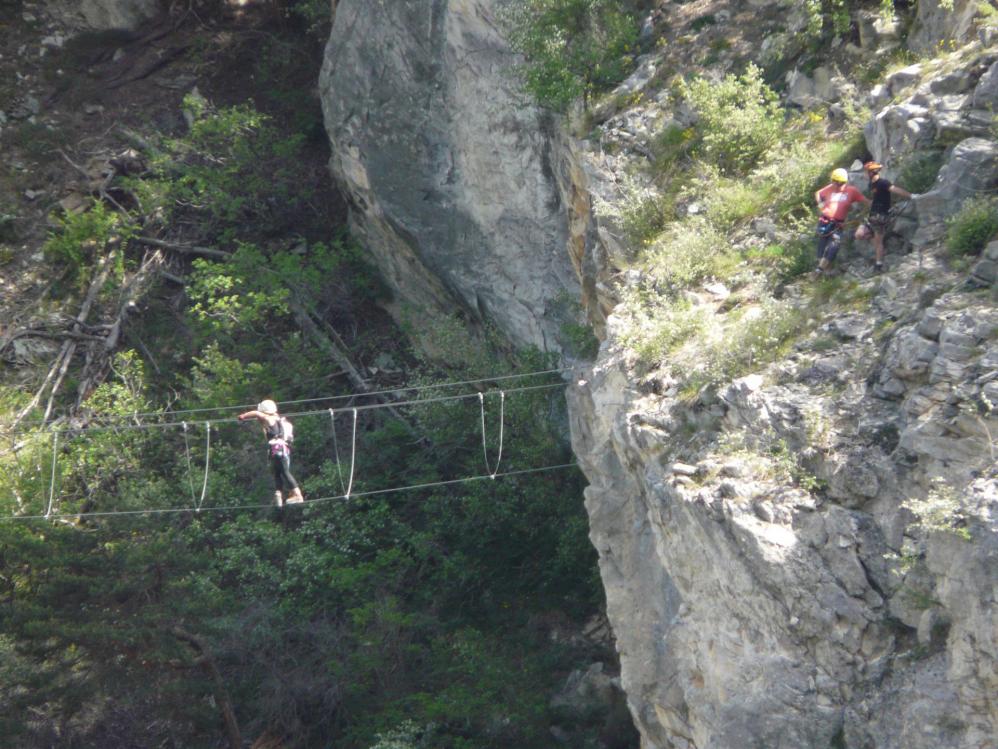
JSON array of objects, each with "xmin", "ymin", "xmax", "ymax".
[
  {"xmin": 133, "ymin": 95, "xmax": 312, "ymax": 245},
  {"xmin": 680, "ymin": 64, "xmax": 784, "ymax": 175},
  {"xmin": 644, "ymin": 216, "xmax": 737, "ymax": 289},
  {"xmin": 503, "ymin": 0, "xmax": 639, "ymax": 111},
  {"xmin": 899, "ymin": 150, "xmax": 945, "ymax": 194},
  {"xmin": 619, "ymin": 291, "xmax": 705, "ymax": 365},
  {"xmin": 650, "ymin": 123, "xmax": 696, "ymax": 175},
  {"xmin": 744, "ymin": 239, "xmax": 814, "ymax": 282},
  {"xmin": 947, "ymin": 196, "xmax": 998, "ymax": 256},
  {"xmin": 44, "ymin": 201, "xmax": 134, "ymax": 286},
  {"xmin": 0, "ymin": 212, "xmax": 16, "ymax": 243}
]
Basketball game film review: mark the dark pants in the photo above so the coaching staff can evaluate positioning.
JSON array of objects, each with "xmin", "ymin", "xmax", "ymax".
[
  {"xmin": 817, "ymin": 228, "xmax": 842, "ymax": 263},
  {"xmin": 271, "ymin": 453, "xmax": 299, "ymax": 492}
]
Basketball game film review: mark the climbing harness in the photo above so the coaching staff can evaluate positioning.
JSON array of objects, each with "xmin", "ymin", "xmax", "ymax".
[{"xmin": 478, "ymin": 391, "xmax": 505, "ymax": 479}]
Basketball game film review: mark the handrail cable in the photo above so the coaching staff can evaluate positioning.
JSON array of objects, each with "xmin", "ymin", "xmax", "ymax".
[
  {"xmin": 7, "ymin": 367, "xmax": 570, "ymax": 430},
  {"xmin": 18, "ymin": 382, "xmax": 565, "ymax": 436},
  {"xmin": 1, "ymin": 462, "xmax": 580, "ymax": 522}
]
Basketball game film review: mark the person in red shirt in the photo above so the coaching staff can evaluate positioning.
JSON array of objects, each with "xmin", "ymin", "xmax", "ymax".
[{"xmin": 814, "ymin": 168, "xmax": 870, "ymax": 274}]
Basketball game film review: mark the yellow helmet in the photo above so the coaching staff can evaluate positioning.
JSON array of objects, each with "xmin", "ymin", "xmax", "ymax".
[{"xmin": 831, "ymin": 168, "xmax": 849, "ymax": 183}]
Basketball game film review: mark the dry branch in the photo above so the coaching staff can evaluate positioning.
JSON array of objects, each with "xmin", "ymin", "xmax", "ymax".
[
  {"xmin": 132, "ymin": 236, "xmax": 232, "ymax": 260},
  {"xmin": 171, "ymin": 627, "xmax": 242, "ymax": 749}
]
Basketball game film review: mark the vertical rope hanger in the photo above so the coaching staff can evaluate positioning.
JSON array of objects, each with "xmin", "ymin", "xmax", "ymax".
[
  {"xmin": 478, "ymin": 391, "xmax": 505, "ymax": 479},
  {"xmin": 343, "ymin": 408, "xmax": 358, "ymax": 499},
  {"xmin": 196, "ymin": 423, "xmax": 211, "ymax": 512},
  {"xmin": 44, "ymin": 431, "xmax": 59, "ymax": 519},
  {"xmin": 328, "ymin": 408, "xmax": 359, "ymax": 499},
  {"xmin": 329, "ymin": 409, "xmax": 347, "ymax": 496}
]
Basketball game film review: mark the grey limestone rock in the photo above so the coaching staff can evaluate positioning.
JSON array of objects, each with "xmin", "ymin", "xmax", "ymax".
[
  {"xmin": 908, "ymin": 0, "xmax": 982, "ymax": 56},
  {"xmin": 43, "ymin": 0, "xmax": 160, "ymax": 30},
  {"xmin": 912, "ymin": 138, "xmax": 998, "ymax": 249},
  {"xmin": 319, "ymin": 0, "xmax": 585, "ymax": 353}
]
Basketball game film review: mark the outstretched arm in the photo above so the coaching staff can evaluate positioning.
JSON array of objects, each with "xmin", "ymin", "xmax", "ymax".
[
  {"xmin": 890, "ymin": 185, "xmax": 913, "ymax": 199},
  {"xmin": 238, "ymin": 410, "xmax": 270, "ymax": 425}
]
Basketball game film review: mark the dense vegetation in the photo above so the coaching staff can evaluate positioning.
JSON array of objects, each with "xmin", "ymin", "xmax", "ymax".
[{"xmin": 0, "ymin": 9, "xmax": 608, "ymax": 748}]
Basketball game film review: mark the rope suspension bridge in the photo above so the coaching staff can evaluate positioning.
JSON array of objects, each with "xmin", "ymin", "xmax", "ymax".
[{"xmin": 2, "ymin": 368, "xmax": 580, "ymax": 523}]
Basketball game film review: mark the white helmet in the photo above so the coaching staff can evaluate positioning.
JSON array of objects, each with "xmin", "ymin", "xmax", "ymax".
[{"xmin": 257, "ymin": 399, "xmax": 278, "ymax": 415}]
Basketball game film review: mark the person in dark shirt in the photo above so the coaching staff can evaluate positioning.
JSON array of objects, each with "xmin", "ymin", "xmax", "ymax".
[{"xmin": 856, "ymin": 161, "xmax": 914, "ymax": 273}]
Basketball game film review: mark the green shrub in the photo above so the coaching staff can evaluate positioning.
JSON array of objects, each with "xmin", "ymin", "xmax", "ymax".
[
  {"xmin": 502, "ymin": 0, "xmax": 639, "ymax": 111},
  {"xmin": 134, "ymin": 95, "xmax": 312, "ymax": 244},
  {"xmin": 44, "ymin": 201, "xmax": 133, "ymax": 286},
  {"xmin": 744, "ymin": 238, "xmax": 813, "ymax": 281},
  {"xmin": 690, "ymin": 13, "xmax": 717, "ymax": 30},
  {"xmin": 650, "ymin": 123, "xmax": 696, "ymax": 177},
  {"xmin": 707, "ymin": 299, "xmax": 804, "ymax": 382},
  {"xmin": 618, "ymin": 185, "xmax": 671, "ymax": 247},
  {"xmin": 620, "ymin": 291, "xmax": 705, "ymax": 365},
  {"xmin": 681, "ymin": 64, "xmax": 785, "ymax": 175},
  {"xmin": 644, "ymin": 216, "xmax": 738, "ymax": 289},
  {"xmin": 947, "ymin": 196, "xmax": 998, "ymax": 257},
  {"xmin": 899, "ymin": 150, "xmax": 945, "ymax": 194},
  {"xmin": 0, "ymin": 212, "xmax": 16, "ymax": 243}
]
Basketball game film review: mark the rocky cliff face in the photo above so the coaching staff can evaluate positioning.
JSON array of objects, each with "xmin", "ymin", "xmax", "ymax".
[
  {"xmin": 567, "ymin": 48, "xmax": 998, "ymax": 749},
  {"xmin": 318, "ymin": 2, "xmax": 998, "ymax": 747},
  {"xmin": 319, "ymin": 0, "xmax": 592, "ymax": 353}
]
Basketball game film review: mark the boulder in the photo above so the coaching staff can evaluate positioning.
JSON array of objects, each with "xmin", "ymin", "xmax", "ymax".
[
  {"xmin": 908, "ymin": 0, "xmax": 982, "ymax": 56},
  {"xmin": 319, "ymin": 0, "xmax": 585, "ymax": 353},
  {"xmin": 43, "ymin": 0, "xmax": 161, "ymax": 30},
  {"xmin": 969, "ymin": 240, "xmax": 998, "ymax": 286},
  {"xmin": 912, "ymin": 138, "xmax": 998, "ymax": 249},
  {"xmin": 971, "ymin": 60, "xmax": 998, "ymax": 109}
]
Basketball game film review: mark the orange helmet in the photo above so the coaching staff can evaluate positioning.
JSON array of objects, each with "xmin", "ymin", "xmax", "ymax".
[{"xmin": 864, "ymin": 161, "xmax": 882, "ymax": 172}]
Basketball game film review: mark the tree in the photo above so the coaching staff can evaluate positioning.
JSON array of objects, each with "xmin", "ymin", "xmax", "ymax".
[{"xmin": 504, "ymin": 0, "xmax": 640, "ymax": 111}]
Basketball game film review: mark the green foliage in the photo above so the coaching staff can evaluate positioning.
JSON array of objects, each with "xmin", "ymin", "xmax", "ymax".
[
  {"xmin": 6, "ymin": 121, "xmax": 66, "ymax": 163},
  {"xmin": 690, "ymin": 13, "xmax": 717, "ymax": 31},
  {"xmin": 946, "ymin": 195, "xmax": 998, "ymax": 257},
  {"xmin": 899, "ymin": 150, "xmax": 945, "ymax": 193},
  {"xmin": 287, "ymin": 0, "xmax": 333, "ymax": 37},
  {"xmin": 680, "ymin": 64, "xmax": 784, "ymax": 175},
  {"xmin": 619, "ymin": 291, "xmax": 705, "ymax": 364},
  {"xmin": 696, "ymin": 299, "xmax": 804, "ymax": 386},
  {"xmin": 903, "ymin": 481, "xmax": 973, "ymax": 541},
  {"xmin": 643, "ymin": 216, "xmax": 737, "ymax": 289},
  {"xmin": 44, "ymin": 201, "xmax": 134, "ymax": 286},
  {"xmin": 503, "ymin": 0, "xmax": 639, "ymax": 111},
  {"xmin": 133, "ymin": 95, "xmax": 312, "ymax": 245},
  {"xmin": 650, "ymin": 123, "xmax": 696, "ymax": 175},
  {"xmin": 744, "ymin": 239, "xmax": 814, "ymax": 282},
  {"xmin": 0, "ymin": 211, "xmax": 16, "ymax": 243}
]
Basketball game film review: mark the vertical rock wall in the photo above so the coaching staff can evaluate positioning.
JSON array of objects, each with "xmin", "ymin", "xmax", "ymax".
[{"xmin": 319, "ymin": 0, "xmax": 588, "ymax": 353}]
